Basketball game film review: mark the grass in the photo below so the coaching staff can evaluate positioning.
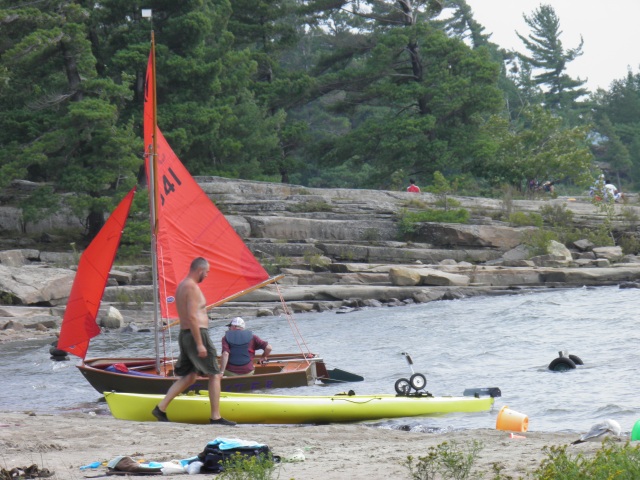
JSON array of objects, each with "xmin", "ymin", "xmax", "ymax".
[{"xmin": 403, "ymin": 438, "xmax": 640, "ymax": 480}]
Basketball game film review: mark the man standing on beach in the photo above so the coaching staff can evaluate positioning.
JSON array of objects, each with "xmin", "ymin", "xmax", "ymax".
[{"xmin": 152, "ymin": 257, "xmax": 235, "ymax": 426}]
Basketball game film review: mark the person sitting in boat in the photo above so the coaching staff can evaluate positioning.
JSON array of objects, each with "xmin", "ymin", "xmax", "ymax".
[{"xmin": 220, "ymin": 317, "xmax": 272, "ymax": 376}]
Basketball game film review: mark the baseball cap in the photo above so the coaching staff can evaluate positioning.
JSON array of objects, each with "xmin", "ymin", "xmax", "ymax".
[{"xmin": 226, "ymin": 317, "xmax": 245, "ymax": 329}]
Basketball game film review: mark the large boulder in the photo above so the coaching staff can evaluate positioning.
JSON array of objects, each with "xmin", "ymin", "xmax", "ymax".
[
  {"xmin": 246, "ymin": 216, "xmax": 398, "ymax": 242},
  {"xmin": 416, "ymin": 268, "xmax": 470, "ymax": 286},
  {"xmin": 547, "ymin": 240, "xmax": 573, "ymax": 263},
  {"xmin": 0, "ymin": 249, "xmax": 40, "ymax": 267},
  {"xmin": 389, "ymin": 267, "xmax": 422, "ymax": 286},
  {"xmin": 0, "ymin": 265, "xmax": 74, "ymax": 305},
  {"xmin": 414, "ymin": 223, "xmax": 534, "ymax": 250},
  {"xmin": 592, "ymin": 246, "xmax": 624, "ymax": 262}
]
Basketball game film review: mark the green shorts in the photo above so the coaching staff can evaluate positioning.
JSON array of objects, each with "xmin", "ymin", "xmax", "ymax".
[{"xmin": 174, "ymin": 328, "xmax": 220, "ymax": 376}]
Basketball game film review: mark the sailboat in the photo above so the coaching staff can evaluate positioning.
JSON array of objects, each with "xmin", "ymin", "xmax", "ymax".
[{"xmin": 57, "ymin": 35, "xmax": 361, "ymax": 395}]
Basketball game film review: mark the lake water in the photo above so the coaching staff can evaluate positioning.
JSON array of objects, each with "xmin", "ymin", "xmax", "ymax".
[{"xmin": 2, "ymin": 285, "xmax": 639, "ymax": 434}]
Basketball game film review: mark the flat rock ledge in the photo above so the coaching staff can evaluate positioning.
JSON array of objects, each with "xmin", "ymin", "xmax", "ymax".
[{"xmin": 2, "ymin": 176, "xmax": 640, "ymax": 344}]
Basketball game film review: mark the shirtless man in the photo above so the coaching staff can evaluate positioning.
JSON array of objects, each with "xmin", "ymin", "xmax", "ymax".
[{"xmin": 152, "ymin": 257, "xmax": 235, "ymax": 425}]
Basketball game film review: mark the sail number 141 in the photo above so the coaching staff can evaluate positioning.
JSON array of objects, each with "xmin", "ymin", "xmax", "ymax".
[{"xmin": 161, "ymin": 167, "xmax": 182, "ymax": 206}]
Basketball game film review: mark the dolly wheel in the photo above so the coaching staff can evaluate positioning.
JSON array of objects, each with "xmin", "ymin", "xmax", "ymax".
[
  {"xmin": 395, "ymin": 378, "xmax": 411, "ymax": 395},
  {"xmin": 410, "ymin": 373, "xmax": 427, "ymax": 390}
]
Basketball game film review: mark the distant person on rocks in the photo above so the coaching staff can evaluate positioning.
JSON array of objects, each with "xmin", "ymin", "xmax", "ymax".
[
  {"xmin": 220, "ymin": 317, "xmax": 272, "ymax": 376},
  {"xmin": 407, "ymin": 179, "xmax": 420, "ymax": 193},
  {"xmin": 604, "ymin": 180, "xmax": 623, "ymax": 202}
]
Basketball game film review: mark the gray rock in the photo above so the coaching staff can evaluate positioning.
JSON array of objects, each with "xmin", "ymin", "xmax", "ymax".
[
  {"xmin": 530, "ymin": 254, "xmax": 570, "ymax": 267},
  {"xmin": 439, "ymin": 259, "xmax": 457, "ymax": 265},
  {"xmin": 415, "ymin": 223, "xmax": 535, "ymax": 250},
  {"xmin": 0, "ymin": 249, "xmax": 39, "ymax": 267},
  {"xmin": 99, "ymin": 306, "xmax": 124, "ymax": 329},
  {"xmin": 389, "ymin": 267, "xmax": 421, "ymax": 286},
  {"xmin": 502, "ymin": 244, "xmax": 531, "ymax": 262},
  {"xmin": 593, "ymin": 246, "xmax": 624, "ymax": 262},
  {"xmin": 362, "ymin": 299, "xmax": 383, "ymax": 308},
  {"xmin": 0, "ymin": 264, "xmax": 74, "ymax": 305},
  {"xmin": 573, "ymin": 239, "xmax": 595, "ymax": 251},
  {"xmin": 548, "ymin": 240, "xmax": 573, "ymax": 262},
  {"xmin": 109, "ymin": 270, "xmax": 133, "ymax": 285},
  {"xmin": 40, "ymin": 251, "xmax": 77, "ymax": 266},
  {"xmin": 416, "ymin": 268, "xmax": 470, "ymax": 287}
]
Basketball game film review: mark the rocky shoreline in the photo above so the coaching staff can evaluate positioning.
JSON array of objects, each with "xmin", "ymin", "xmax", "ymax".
[{"xmin": 2, "ymin": 177, "xmax": 640, "ymax": 345}]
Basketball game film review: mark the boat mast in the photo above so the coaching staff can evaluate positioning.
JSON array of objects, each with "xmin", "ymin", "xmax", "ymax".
[{"xmin": 148, "ymin": 31, "xmax": 162, "ymax": 373}]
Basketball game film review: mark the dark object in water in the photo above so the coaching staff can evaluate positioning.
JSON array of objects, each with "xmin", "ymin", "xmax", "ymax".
[{"xmin": 548, "ymin": 351, "xmax": 582, "ymax": 372}]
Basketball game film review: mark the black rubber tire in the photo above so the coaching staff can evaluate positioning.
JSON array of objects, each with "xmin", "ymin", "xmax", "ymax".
[
  {"xmin": 410, "ymin": 373, "xmax": 427, "ymax": 390},
  {"xmin": 395, "ymin": 378, "xmax": 411, "ymax": 395},
  {"xmin": 548, "ymin": 357, "xmax": 576, "ymax": 372},
  {"xmin": 568, "ymin": 354, "xmax": 584, "ymax": 365}
]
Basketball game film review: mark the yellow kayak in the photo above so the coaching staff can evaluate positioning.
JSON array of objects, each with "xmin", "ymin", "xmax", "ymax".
[{"xmin": 104, "ymin": 390, "xmax": 494, "ymax": 424}]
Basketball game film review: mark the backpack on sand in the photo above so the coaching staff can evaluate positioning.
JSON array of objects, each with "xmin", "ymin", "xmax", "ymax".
[{"xmin": 197, "ymin": 443, "xmax": 279, "ymax": 473}]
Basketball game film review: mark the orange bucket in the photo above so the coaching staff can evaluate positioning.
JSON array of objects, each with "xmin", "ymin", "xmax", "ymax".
[{"xmin": 496, "ymin": 405, "xmax": 528, "ymax": 432}]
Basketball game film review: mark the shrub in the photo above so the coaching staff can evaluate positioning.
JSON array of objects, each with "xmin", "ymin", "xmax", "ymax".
[
  {"xmin": 509, "ymin": 211, "xmax": 543, "ymax": 227},
  {"xmin": 404, "ymin": 440, "xmax": 483, "ymax": 480},
  {"xmin": 522, "ymin": 228, "xmax": 558, "ymax": 256},
  {"xmin": 218, "ymin": 452, "xmax": 279, "ymax": 480},
  {"xmin": 287, "ymin": 200, "xmax": 332, "ymax": 213},
  {"xmin": 532, "ymin": 439, "xmax": 640, "ymax": 480},
  {"xmin": 539, "ymin": 203, "xmax": 574, "ymax": 227},
  {"xmin": 435, "ymin": 197, "xmax": 461, "ymax": 209},
  {"xmin": 397, "ymin": 208, "xmax": 470, "ymax": 239}
]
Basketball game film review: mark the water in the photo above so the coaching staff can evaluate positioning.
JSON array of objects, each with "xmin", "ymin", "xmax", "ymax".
[{"xmin": 2, "ymin": 285, "xmax": 639, "ymax": 434}]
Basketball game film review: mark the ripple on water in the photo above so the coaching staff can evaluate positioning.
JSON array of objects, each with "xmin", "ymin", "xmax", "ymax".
[{"xmin": 1, "ymin": 286, "xmax": 639, "ymax": 432}]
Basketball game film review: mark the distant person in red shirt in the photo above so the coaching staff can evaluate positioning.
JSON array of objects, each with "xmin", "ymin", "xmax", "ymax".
[
  {"xmin": 407, "ymin": 179, "xmax": 420, "ymax": 193},
  {"xmin": 220, "ymin": 317, "xmax": 272, "ymax": 376}
]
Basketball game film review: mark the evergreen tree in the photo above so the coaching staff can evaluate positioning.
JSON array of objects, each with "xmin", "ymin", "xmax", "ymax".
[
  {"xmin": 591, "ymin": 71, "xmax": 640, "ymax": 187},
  {"xmin": 292, "ymin": 0, "xmax": 503, "ymax": 188},
  {"xmin": 515, "ymin": 4, "xmax": 588, "ymax": 112},
  {"xmin": 0, "ymin": 1, "xmax": 139, "ymax": 237}
]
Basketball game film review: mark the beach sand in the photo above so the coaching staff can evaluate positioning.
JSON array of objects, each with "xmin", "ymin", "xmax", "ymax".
[{"xmin": 0, "ymin": 411, "xmax": 612, "ymax": 479}]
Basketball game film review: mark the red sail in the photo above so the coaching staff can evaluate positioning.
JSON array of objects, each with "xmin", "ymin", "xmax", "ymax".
[
  {"xmin": 143, "ymin": 51, "xmax": 269, "ymax": 320},
  {"xmin": 150, "ymin": 129, "xmax": 270, "ymax": 319},
  {"xmin": 58, "ymin": 188, "xmax": 136, "ymax": 359}
]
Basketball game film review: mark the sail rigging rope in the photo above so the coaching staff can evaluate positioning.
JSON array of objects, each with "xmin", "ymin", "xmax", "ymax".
[{"xmin": 275, "ymin": 283, "xmax": 314, "ymax": 366}]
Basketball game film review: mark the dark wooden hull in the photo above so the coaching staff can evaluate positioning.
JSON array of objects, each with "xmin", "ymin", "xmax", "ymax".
[{"xmin": 79, "ymin": 354, "xmax": 328, "ymax": 395}]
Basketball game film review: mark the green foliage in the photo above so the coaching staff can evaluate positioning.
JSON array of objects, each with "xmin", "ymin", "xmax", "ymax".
[
  {"xmin": 522, "ymin": 228, "xmax": 558, "ymax": 256},
  {"xmin": 397, "ymin": 208, "xmax": 470, "ymax": 238},
  {"xmin": 218, "ymin": 452, "xmax": 279, "ymax": 480},
  {"xmin": 361, "ymin": 228, "xmax": 380, "ymax": 242},
  {"xmin": 117, "ymin": 190, "xmax": 151, "ymax": 263},
  {"xmin": 403, "ymin": 440, "xmax": 483, "ymax": 480},
  {"xmin": 532, "ymin": 439, "xmax": 640, "ymax": 480},
  {"xmin": 18, "ymin": 185, "xmax": 59, "ymax": 233},
  {"xmin": 404, "ymin": 198, "xmax": 428, "ymax": 209},
  {"xmin": 509, "ymin": 211, "xmax": 543, "ymax": 227},
  {"xmin": 427, "ymin": 171, "xmax": 460, "ymax": 211},
  {"xmin": 619, "ymin": 235, "xmax": 640, "ymax": 255},
  {"xmin": 539, "ymin": 204, "xmax": 574, "ymax": 227},
  {"xmin": 516, "ymin": 4, "xmax": 588, "ymax": 112},
  {"xmin": 477, "ymin": 106, "xmax": 594, "ymax": 190},
  {"xmin": 287, "ymin": 200, "xmax": 333, "ymax": 213},
  {"xmin": 303, "ymin": 252, "xmax": 330, "ymax": 270}
]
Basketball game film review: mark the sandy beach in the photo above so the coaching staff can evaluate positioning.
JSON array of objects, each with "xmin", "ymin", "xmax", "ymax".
[{"xmin": 0, "ymin": 410, "xmax": 613, "ymax": 479}]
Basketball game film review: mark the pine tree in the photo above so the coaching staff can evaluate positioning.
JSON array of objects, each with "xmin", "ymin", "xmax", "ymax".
[{"xmin": 516, "ymin": 4, "xmax": 587, "ymax": 111}]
